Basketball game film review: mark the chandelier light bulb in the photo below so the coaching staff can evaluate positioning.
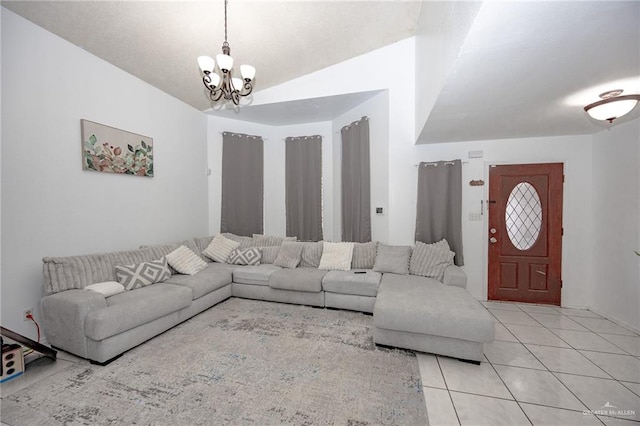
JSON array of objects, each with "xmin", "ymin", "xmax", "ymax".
[{"xmin": 197, "ymin": 56, "xmax": 215, "ymax": 73}]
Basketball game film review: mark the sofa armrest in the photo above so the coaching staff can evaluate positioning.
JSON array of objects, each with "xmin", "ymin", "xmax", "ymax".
[
  {"xmin": 40, "ymin": 290, "xmax": 108, "ymax": 359},
  {"xmin": 443, "ymin": 265, "xmax": 467, "ymax": 288}
]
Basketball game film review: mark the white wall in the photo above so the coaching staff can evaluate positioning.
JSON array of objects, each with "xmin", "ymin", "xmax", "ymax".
[
  {"xmin": 591, "ymin": 118, "xmax": 640, "ymax": 331},
  {"xmin": 1, "ymin": 9, "xmax": 208, "ymax": 339},
  {"xmin": 396, "ymin": 135, "xmax": 594, "ymax": 305},
  {"xmin": 206, "ymin": 116, "xmax": 334, "ymax": 239},
  {"xmin": 414, "ymin": 1, "xmax": 481, "ymax": 139}
]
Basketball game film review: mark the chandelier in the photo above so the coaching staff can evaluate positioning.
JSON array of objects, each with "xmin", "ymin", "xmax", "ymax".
[{"xmin": 197, "ymin": 0, "xmax": 255, "ymax": 105}]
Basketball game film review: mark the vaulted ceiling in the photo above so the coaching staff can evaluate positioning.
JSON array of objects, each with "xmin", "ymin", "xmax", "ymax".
[{"xmin": 3, "ymin": 1, "xmax": 639, "ymax": 142}]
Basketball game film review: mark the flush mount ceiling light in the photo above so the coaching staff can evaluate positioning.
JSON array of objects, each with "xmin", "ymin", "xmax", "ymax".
[
  {"xmin": 583, "ymin": 89, "xmax": 640, "ymax": 123},
  {"xmin": 197, "ymin": 0, "xmax": 255, "ymax": 105}
]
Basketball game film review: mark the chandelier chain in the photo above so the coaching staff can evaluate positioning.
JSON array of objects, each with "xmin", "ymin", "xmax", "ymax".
[{"xmin": 224, "ymin": 0, "xmax": 228, "ymax": 43}]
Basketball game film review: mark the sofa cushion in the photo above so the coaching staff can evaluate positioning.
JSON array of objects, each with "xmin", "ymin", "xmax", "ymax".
[
  {"xmin": 374, "ymin": 273, "xmax": 494, "ymax": 343},
  {"xmin": 233, "ymin": 264, "xmax": 281, "ymax": 285},
  {"xmin": 373, "ymin": 244, "xmax": 412, "ymax": 275},
  {"xmin": 273, "ymin": 242, "xmax": 303, "ymax": 269},
  {"xmin": 164, "ymin": 264, "xmax": 232, "ymax": 299},
  {"xmin": 203, "ymin": 235, "xmax": 240, "ymax": 263},
  {"xmin": 85, "ymin": 283, "xmax": 191, "ymax": 341},
  {"xmin": 252, "ymin": 234, "xmax": 296, "ymax": 247},
  {"xmin": 221, "ymin": 233, "xmax": 255, "ymax": 250},
  {"xmin": 300, "ymin": 242, "xmax": 323, "ymax": 268},
  {"xmin": 322, "ymin": 270, "xmax": 382, "ymax": 297},
  {"xmin": 228, "ymin": 247, "xmax": 262, "ymax": 266},
  {"xmin": 115, "ymin": 258, "xmax": 171, "ymax": 290},
  {"xmin": 260, "ymin": 246, "xmax": 280, "ymax": 264},
  {"xmin": 318, "ymin": 242, "xmax": 354, "ymax": 271},
  {"xmin": 352, "ymin": 241, "xmax": 377, "ymax": 269},
  {"xmin": 409, "ymin": 241, "xmax": 455, "ymax": 281},
  {"xmin": 269, "ymin": 267, "xmax": 327, "ymax": 292},
  {"xmin": 166, "ymin": 245, "xmax": 207, "ymax": 275}
]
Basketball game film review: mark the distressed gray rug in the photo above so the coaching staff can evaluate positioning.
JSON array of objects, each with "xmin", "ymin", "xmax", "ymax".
[{"xmin": 2, "ymin": 298, "xmax": 427, "ymax": 425}]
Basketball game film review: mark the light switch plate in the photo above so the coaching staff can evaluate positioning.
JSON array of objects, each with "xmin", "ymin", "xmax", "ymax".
[{"xmin": 469, "ymin": 213, "xmax": 483, "ymax": 221}]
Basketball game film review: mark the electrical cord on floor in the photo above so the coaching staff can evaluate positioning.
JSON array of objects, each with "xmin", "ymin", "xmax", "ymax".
[{"xmin": 21, "ymin": 314, "xmax": 41, "ymax": 356}]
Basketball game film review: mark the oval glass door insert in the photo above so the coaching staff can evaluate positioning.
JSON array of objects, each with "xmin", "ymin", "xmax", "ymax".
[{"xmin": 505, "ymin": 182, "xmax": 542, "ymax": 250}]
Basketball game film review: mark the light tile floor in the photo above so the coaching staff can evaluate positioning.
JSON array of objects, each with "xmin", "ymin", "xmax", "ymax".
[{"xmin": 417, "ymin": 301, "xmax": 640, "ymax": 425}]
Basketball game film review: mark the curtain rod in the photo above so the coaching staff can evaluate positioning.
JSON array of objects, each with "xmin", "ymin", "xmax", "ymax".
[
  {"xmin": 413, "ymin": 161, "xmax": 469, "ymax": 167},
  {"xmin": 220, "ymin": 131, "xmax": 267, "ymax": 141}
]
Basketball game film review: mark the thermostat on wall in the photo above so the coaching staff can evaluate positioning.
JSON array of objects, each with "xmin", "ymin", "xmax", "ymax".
[{"xmin": 376, "ymin": 207, "xmax": 384, "ymax": 214}]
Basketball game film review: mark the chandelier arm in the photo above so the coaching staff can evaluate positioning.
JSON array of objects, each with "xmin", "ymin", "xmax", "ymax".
[
  {"xmin": 209, "ymin": 89, "xmax": 224, "ymax": 103},
  {"xmin": 241, "ymin": 81, "xmax": 253, "ymax": 96}
]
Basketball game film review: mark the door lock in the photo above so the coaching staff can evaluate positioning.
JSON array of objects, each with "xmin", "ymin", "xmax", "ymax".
[{"xmin": 489, "ymin": 237, "xmax": 497, "ymax": 244}]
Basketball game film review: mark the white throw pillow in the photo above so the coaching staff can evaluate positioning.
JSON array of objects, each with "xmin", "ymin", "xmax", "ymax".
[
  {"xmin": 203, "ymin": 234, "xmax": 240, "ymax": 263},
  {"xmin": 166, "ymin": 245, "xmax": 208, "ymax": 275},
  {"xmin": 84, "ymin": 281, "xmax": 125, "ymax": 297},
  {"xmin": 318, "ymin": 242, "xmax": 355, "ymax": 271}
]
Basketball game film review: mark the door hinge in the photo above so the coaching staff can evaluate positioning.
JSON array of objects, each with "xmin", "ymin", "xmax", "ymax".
[
  {"xmin": 562, "ymin": 228, "xmax": 564, "ymax": 236},
  {"xmin": 563, "ymin": 175, "xmax": 565, "ymax": 183},
  {"xmin": 560, "ymin": 280, "xmax": 563, "ymax": 288}
]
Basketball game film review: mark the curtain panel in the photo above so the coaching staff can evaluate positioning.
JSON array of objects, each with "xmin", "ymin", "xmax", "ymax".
[
  {"xmin": 415, "ymin": 160, "xmax": 464, "ymax": 266},
  {"xmin": 285, "ymin": 135, "xmax": 323, "ymax": 241},
  {"xmin": 221, "ymin": 132, "xmax": 264, "ymax": 236},
  {"xmin": 341, "ymin": 117, "xmax": 371, "ymax": 242}
]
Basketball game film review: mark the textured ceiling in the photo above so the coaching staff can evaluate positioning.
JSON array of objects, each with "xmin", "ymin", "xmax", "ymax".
[{"xmin": 2, "ymin": 0, "xmax": 420, "ymax": 112}]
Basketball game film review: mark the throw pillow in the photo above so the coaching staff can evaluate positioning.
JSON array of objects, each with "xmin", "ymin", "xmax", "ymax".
[
  {"xmin": 84, "ymin": 281, "xmax": 126, "ymax": 297},
  {"xmin": 166, "ymin": 245, "xmax": 208, "ymax": 275},
  {"xmin": 300, "ymin": 242, "xmax": 323, "ymax": 268},
  {"xmin": 203, "ymin": 234, "xmax": 240, "ymax": 263},
  {"xmin": 273, "ymin": 242, "xmax": 304, "ymax": 269},
  {"xmin": 409, "ymin": 241, "xmax": 455, "ymax": 281},
  {"xmin": 373, "ymin": 244, "xmax": 412, "ymax": 275},
  {"xmin": 261, "ymin": 246, "xmax": 280, "ymax": 264},
  {"xmin": 115, "ymin": 258, "xmax": 172, "ymax": 290},
  {"xmin": 351, "ymin": 241, "xmax": 378, "ymax": 269},
  {"xmin": 228, "ymin": 247, "xmax": 262, "ymax": 266},
  {"xmin": 318, "ymin": 242, "xmax": 355, "ymax": 271}
]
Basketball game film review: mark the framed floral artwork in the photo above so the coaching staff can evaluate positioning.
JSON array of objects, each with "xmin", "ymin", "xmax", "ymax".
[{"xmin": 81, "ymin": 119, "xmax": 154, "ymax": 177}]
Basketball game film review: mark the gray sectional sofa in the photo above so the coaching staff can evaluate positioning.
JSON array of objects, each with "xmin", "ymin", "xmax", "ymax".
[{"xmin": 40, "ymin": 236, "xmax": 494, "ymax": 364}]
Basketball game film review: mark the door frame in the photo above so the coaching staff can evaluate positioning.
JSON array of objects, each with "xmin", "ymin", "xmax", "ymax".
[{"xmin": 481, "ymin": 160, "xmax": 568, "ymax": 304}]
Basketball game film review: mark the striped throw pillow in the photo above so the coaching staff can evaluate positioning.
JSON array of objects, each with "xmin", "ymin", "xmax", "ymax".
[
  {"xmin": 409, "ymin": 241, "xmax": 455, "ymax": 281},
  {"xmin": 203, "ymin": 234, "xmax": 240, "ymax": 263},
  {"xmin": 166, "ymin": 245, "xmax": 208, "ymax": 275},
  {"xmin": 351, "ymin": 241, "xmax": 377, "ymax": 269},
  {"xmin": 318, "ymin": 242, "xmax": 355, "ymax": 271}
]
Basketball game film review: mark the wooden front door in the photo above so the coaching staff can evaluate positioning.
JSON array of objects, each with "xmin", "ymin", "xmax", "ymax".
[{"xmin": 488, "ymin": 163, "xmax": 563, "ymax": 305}]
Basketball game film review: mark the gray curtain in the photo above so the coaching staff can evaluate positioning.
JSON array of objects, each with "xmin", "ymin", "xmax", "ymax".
[
  {"xmin": 415, "ymin": 160, "xmax": 464, "ymax": 266},
  {"xmin": 341, "ymin": 117, "xmax": 371, "ymax": 242},
  {"xmin": 221, "ymin": 132, "xmax": 264, "ymax": 236},
  {"xmin": 285, "ymin": 135, "xmax": 323, "ymax": 241}
]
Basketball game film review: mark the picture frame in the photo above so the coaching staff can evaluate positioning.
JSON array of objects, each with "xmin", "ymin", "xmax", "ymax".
[{"xmin": 81, "ymin": 119, "xmax": 154, "ymax": 177}]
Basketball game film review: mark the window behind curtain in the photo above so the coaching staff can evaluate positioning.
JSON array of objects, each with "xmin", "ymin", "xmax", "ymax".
[
  {"xmin": 415, "ymin": 160, "xmax": 464, "ymax": 266},
  {"xmin": 285, "ymin": 135, "xmax": 323, "ymax": 241},
  {"xmin": 221, "ymin": 132, "xmax": 264, "ymax": 236},
  {"xmin": 341, "ymin": 117, "xmax": 371, "ymax": 242}
]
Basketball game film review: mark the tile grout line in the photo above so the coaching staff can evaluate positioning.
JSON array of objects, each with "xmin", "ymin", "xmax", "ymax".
[
  {"xmin": 435, "ymin": 355, "xmax": 462, "ymax": 426},
  {"xmin": 485, "ymin": 356, "xmax": 534, "ymax": 425}
]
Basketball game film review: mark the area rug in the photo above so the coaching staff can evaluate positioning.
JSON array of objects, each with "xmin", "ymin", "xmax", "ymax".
[{"xmin": 2, "ymin": 298, "xmax": 427, "ymax": 425}]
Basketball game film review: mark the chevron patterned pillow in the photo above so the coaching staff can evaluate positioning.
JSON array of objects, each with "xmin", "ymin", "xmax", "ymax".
[
  {"xmin": 115, "ymin": 258, "xmax": 172, "ymax": 291},
  {"xmin": 228, "ymin": 247, "xmax": 262, "ymax": 266}
]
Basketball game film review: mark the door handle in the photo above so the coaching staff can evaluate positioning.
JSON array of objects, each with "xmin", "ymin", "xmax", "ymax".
[{"xmin": 489, "ymin": 237, "xmax": 497, "ymax": 244}]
